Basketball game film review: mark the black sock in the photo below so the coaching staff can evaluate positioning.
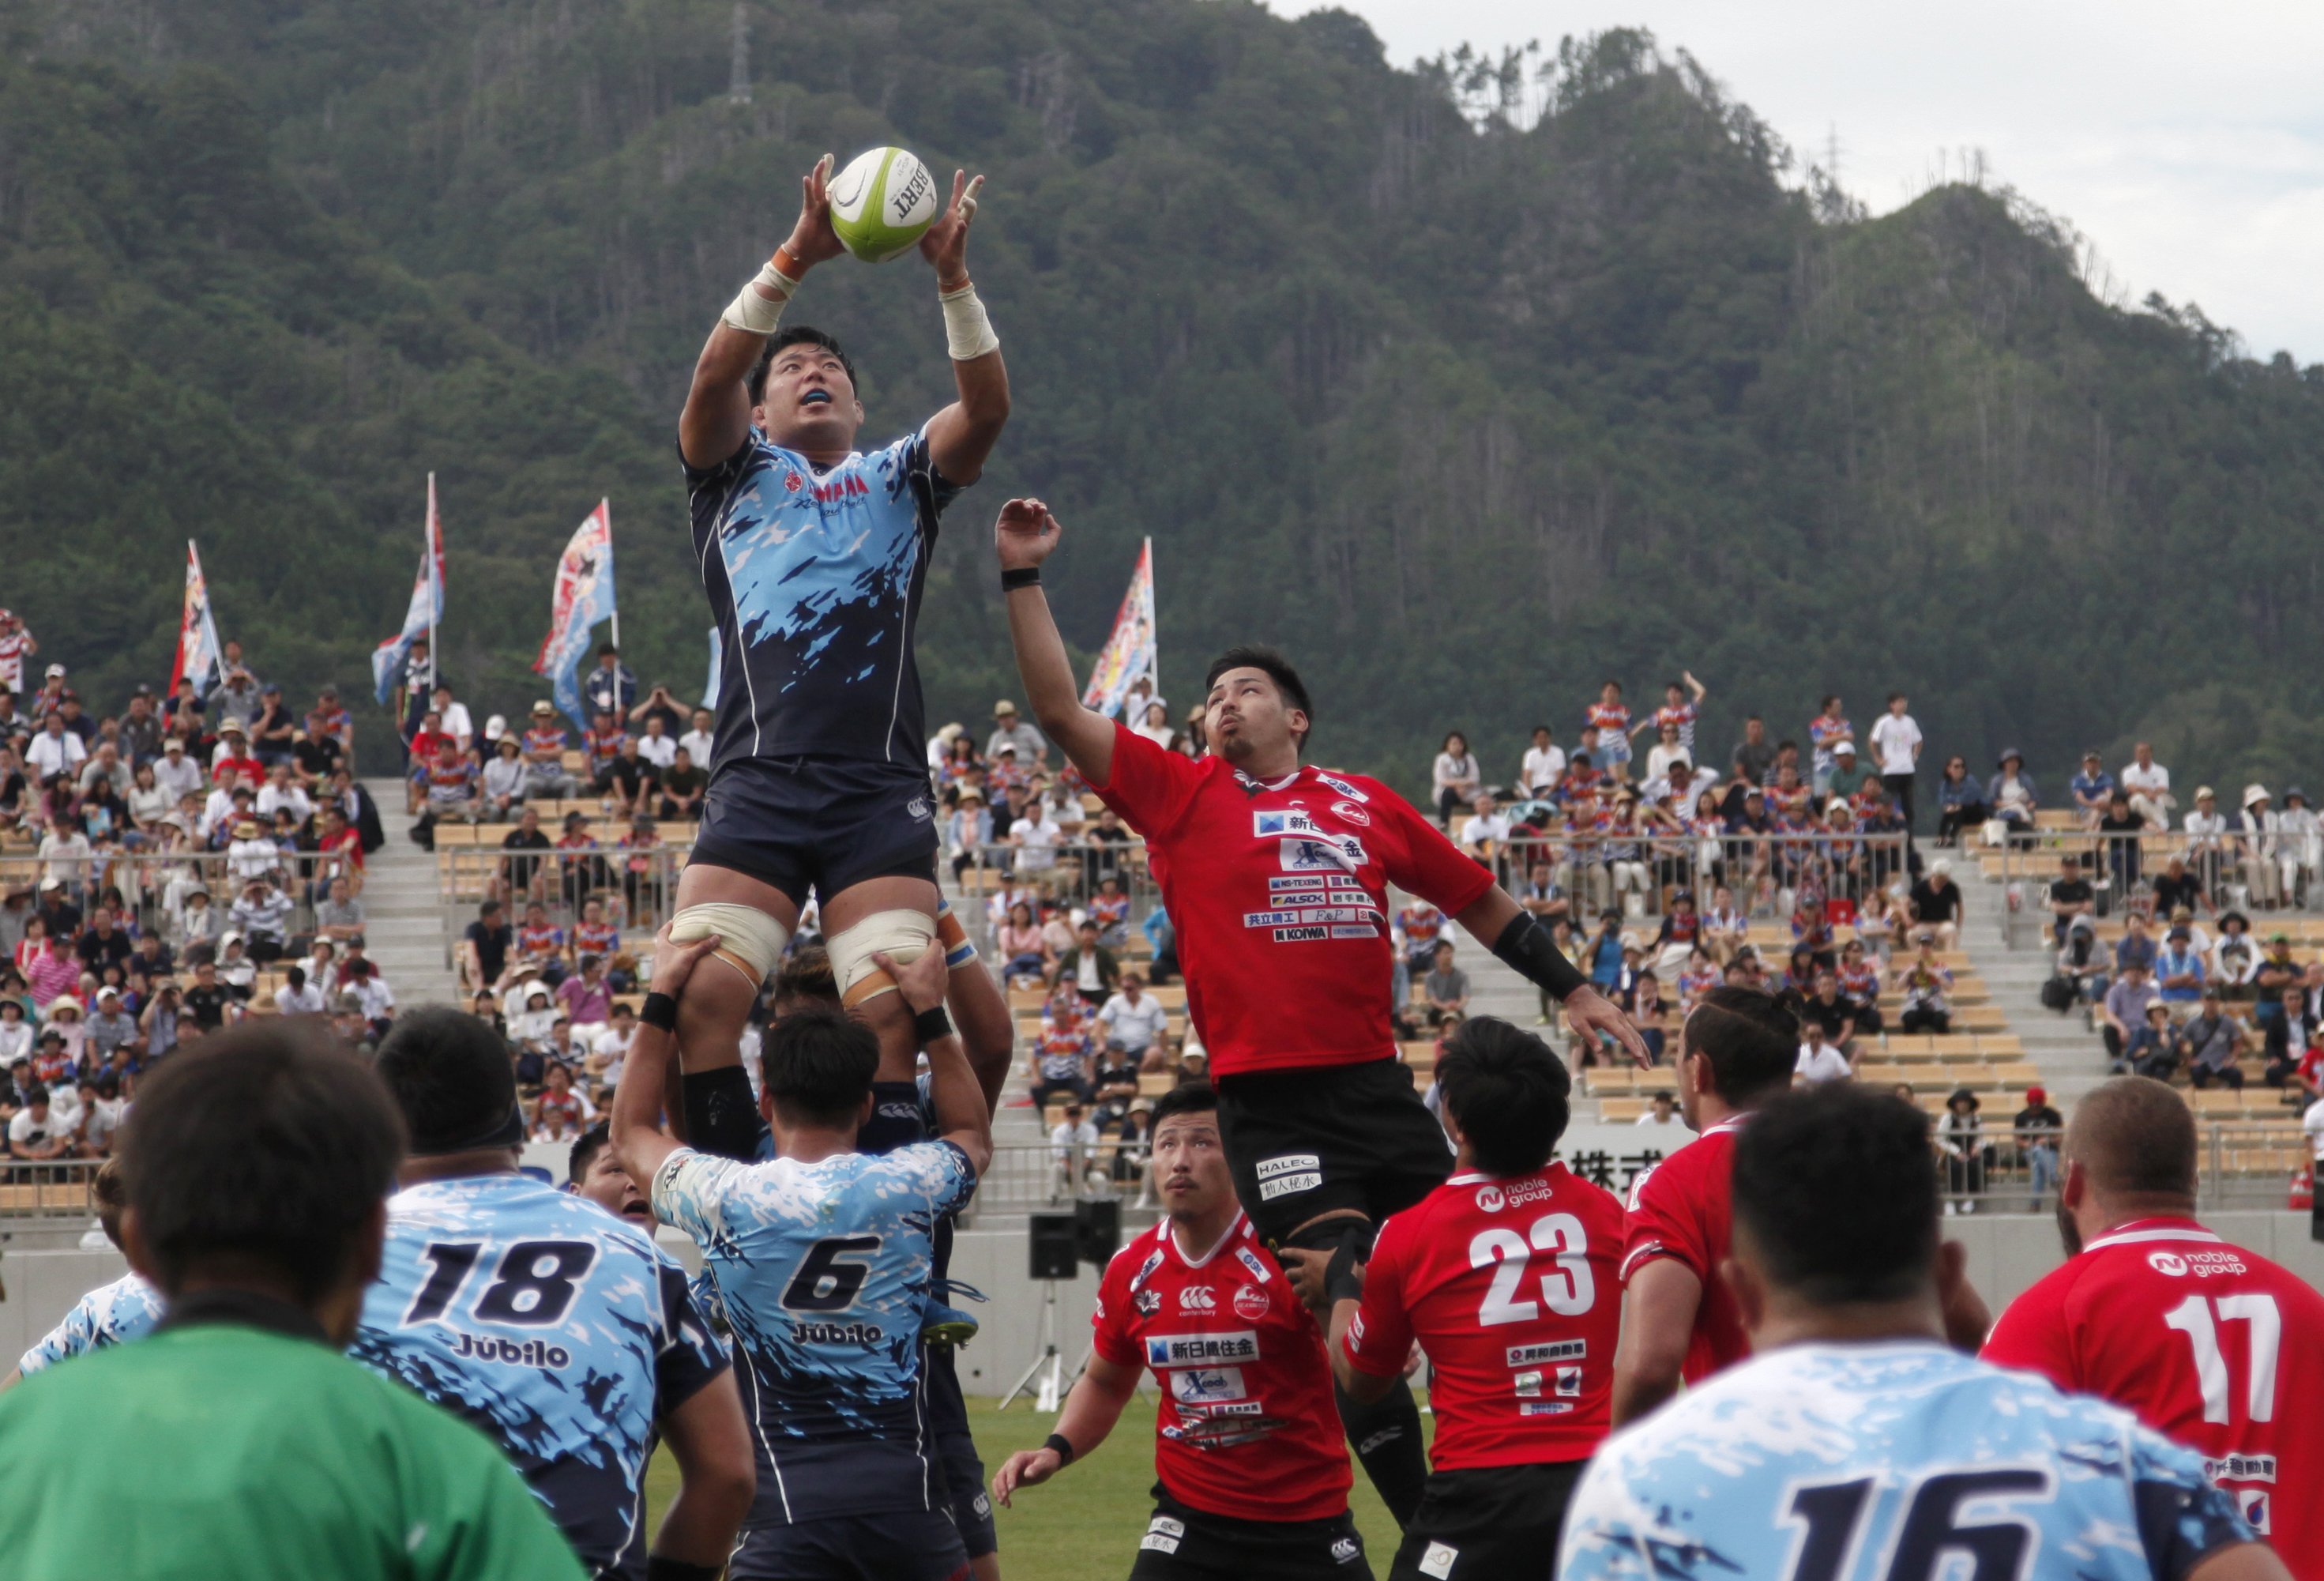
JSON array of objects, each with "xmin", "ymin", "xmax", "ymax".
[{"xmin": 1336, "ymin": 1374, "xmax": 1427, "ymax": 1528}]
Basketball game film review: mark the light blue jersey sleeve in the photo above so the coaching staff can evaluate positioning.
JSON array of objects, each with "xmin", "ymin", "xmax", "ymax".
[
  {"xmin": 17, "ymin": 1273, "xmax": 164, "ymax": 1375},
  {"xmin": 1559, "ymin": 1342, "xmax": 2254, "ymax": 1581}
]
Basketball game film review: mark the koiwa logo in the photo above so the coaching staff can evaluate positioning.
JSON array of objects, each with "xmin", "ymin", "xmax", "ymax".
[
  {"xmin": 2149, "ymin": 1252, "xmax": 2190, "ymax": 1277},
  {"xmin": 1476, "ymin": 1185, "xmax": 1506, "ymax": 1214}
]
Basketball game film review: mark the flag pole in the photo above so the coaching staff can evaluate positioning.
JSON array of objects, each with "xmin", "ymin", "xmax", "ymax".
[
  {"xmin": 1143, "ymin": 536, "xmax": 1156, "ymax": 693},
  {"xmin": 425, "ymin": 472, "xmax": 439, "ymax": 692},
  {"xmin": 604, "ymin": 499, "xmax": 621, "ymax": 651}
]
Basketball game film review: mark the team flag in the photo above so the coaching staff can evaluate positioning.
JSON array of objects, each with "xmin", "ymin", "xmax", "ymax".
[
  {"xmin": 167, "ymin": 540, "xmax": 227, "ymax": 701},
  {"xmin": 1079, "ymin": 537, "xmax": 1157, "ymax": 718},
  {"xmin": 371, "ymin": 473, "xmax": 446, "ymax": 704},
  {"xmin": 533, "ymin": 499, "xmax": 618, "ymax": 732}
]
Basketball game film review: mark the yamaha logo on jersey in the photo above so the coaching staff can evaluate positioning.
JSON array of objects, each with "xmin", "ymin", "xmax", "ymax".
[
  {"xmin": 1233, "ymin": 1284, "xmax": 1270, "ymax": 1320},
  {"xmin": 1476, "ymin": 1185, "xmax": 1507, "ymax": 1213},
  {"xmin": 2149, "ymin": 1252, "xmax": 2191, "ymax": 1277},
  {"xmin": 1179, "ymin": 1286, "xmax": 1217, "ymax": 1312}
]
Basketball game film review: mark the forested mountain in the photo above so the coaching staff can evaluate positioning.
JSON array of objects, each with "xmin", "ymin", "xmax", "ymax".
[{"xmin": 6, "ymin": 0, "xmax": 2322, "ymax": 792}]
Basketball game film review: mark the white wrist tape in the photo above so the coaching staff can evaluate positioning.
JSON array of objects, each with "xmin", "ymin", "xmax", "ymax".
[
  {"xmin": 721, "ymin": 259, "xmax": 799, "ymax": 337},
  {"xmin": 940, "ymin": 282, "xmax": 999, "ymax": 361}
]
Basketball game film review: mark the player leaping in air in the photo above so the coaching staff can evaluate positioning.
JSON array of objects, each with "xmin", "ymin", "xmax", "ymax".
[
  {"xmin": 669, "ymin": 151, "xmax": 1014, "ymax": 1162},
  {"xmin": 993, "ymin": 496, "xmax": 1648, "ymax": 1524}
]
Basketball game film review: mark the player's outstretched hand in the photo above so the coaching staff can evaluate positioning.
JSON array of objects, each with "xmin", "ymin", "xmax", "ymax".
[
  {"xmin": 650, "ymin": 921, "xmax": 723, "ymax": 998},
  {"xmin": 991, "ymin": 1446, "xmax": 1062, "ymax": 1508},
  {"xmin": 919, "ymin": 168, "xmax": 984, "ymax": 287},
  {"xmin": 784, "ymin": 152, "xmax": 844, "ymax": 271},
  {"xmin": 1564, "ymin": 984, "xmax": 1654, "ymax": 1068},
  {"xmin": 995, "ymin": 498, "xmax": 1062, "ymax": 571},
  {"xmin": 871, "ymin": 946, "xmax": 948, "ymax": 1015}
]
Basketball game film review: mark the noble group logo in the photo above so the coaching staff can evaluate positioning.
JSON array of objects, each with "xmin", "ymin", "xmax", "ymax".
[
  {"xmin": 1179, "ymin": 1286, "xmax": 1217, "ymax": 1312},
  {"xmin": 1233, "ymin": 1284, "xmax": 1270, "ymax": 1320},
  {"xmin": 2149, "ymin": 1252, "xmax": 2191, "ymax": 1277},
  {"xmin": 1476, "ymin": 1184, "xmax": 1506, "ymax": 1214}
]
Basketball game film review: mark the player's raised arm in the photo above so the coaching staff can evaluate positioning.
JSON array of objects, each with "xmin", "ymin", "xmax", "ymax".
[
  {"xmin": 679, "ymin": 154, "xmax": 845, "ymax": 470},
  {"xmin": 611, "ymin": 924, "xmax": 726, "ymax": 1186},
  {"xmin": 998, "ymin": 499, "xmax": 1117, "ymax": 786},
  {"xmin": 874, "ymin": 947, "xmax": 992, "ymax": 1178},
  {"xmin": 917, "ymin": 169, "xmax": 1010, "ymax": 484},
  {"xmin": 1452, "ymin": 886, "xmax": 1653, "ymax": 1067}
]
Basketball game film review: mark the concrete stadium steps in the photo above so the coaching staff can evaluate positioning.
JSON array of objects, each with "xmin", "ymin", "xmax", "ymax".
[
  {"xmin": 1958, "ymin": 882, "xmax": 2110, "ymax": 1105},
  {"xmin": 359, "ymin": 778, "xmax": 459, "ymax": 1009}
]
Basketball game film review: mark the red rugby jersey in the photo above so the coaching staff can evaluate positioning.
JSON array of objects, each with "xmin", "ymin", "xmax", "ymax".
[
  {"xmin": 1092, "ymin": 723, "xmax": 1492, "ymax": 1077},
  {"xmin": 1344, "ymin": 1164, "xmax": 1625, "ymax": 1469},
  {"xmin": 1984, "ymin": 1217, "xmax": 2324, "ymax": 1572},
  {"xmin": 1620, "ymin": 1116, "xmax": 1747, "ymax": 1384},
  {"xmin": 1090, "ymin": 1212, "xmax": 1352, "ymax": 1522}
]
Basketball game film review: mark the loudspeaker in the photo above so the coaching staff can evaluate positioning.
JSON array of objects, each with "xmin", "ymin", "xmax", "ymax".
[
  {"xmin": 1029, "ymin": 1214, "xmax": 1081, "ymax": 1280},
  {"xmin": 1074, "ymin": 1197, "xmax": 1120, "ymax": 1267}
]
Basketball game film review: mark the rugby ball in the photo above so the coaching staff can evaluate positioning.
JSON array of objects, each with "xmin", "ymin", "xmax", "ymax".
[{"xmin": 829, "ymin": 146, "xmax": 939, "ymax": 263}]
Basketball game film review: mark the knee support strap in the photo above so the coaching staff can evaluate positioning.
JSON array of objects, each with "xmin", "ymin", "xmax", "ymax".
[
  {"xmin": 829, "ymin": 909, "xmax": 938, "ymax": 1007},
  {"xmin": 670, "ymin": 903, "xmax": 791, "ymax": 988}
]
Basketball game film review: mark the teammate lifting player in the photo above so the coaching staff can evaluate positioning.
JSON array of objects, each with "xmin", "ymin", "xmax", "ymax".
[
  {"xmin": 1984, "ymin": 1077, "xmax": 2324, "ymax": 1574},
  {"xmin": 1327, "ymin": 1018, "xmax": 1624, "ymax": 1581},
  {"xmin": 991, "ymin": 495, "xmax": 1646, "ymax": 1521},
  {"xmin": 669, "ymin": 148, "xmax": 1013, "ymax": 1166},
  {"xmin": 992, "ymin": 1084, "xmax": 1374, "ymax": 1579}
]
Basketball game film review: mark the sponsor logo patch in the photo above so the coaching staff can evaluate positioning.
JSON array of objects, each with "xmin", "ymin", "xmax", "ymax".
[
  {"xmin": 906, "ymin": 796, "xmax": 930, "ymax": 820},
  {"xmin": 1332, "ymin": 1537, "xmax": 1363, "ymax": 1563},
  {"xmin": 1330, "ymin": 800, "xmax": 1371, "ymax": 827},
  {"xmin": 1254, "ymin": 809, "xmax": 1317, "ymax": 837},
  {"xmin": 1514, "ymin": 1369, "xmax": 1542, "ymax": 1398},
  {"xmin": 1260, "ymin": 1171, "xmax": 1322, "ymax": 1200},
  {"xmin": 1555, "ymin": 1365, "xmax": 1583, "ymax": 1397},
  {"xmin": 1171, "ymin": 1366, "xmax": 1247, "ymax": 1403},
  {"xmin": 1476, "ymin": 1185, "xmax": 1506, "ymax": 1213},
  {"xmin": 972, "ymin": 1493, "xmax": 992, "ymax": 1518},
  {"xmin": 1179, "ymin": 1286, "xmax": 1217, "ymax": 1312},
  {"xmin": 1233, "ymin": 1284, "xmax": 1270, "ymax": 1320},
  {"xmin": 1316, "ymin": 773, "xmax": 1370, "ymax": 803},
  {"xmin": 1280, "ymin": 836, "xmax": 1367, "ymax": 872},
  {"xmin": 1506, "ymin": 1339, "xmax": 1587, "ymax": 1367},
  {"xmin": 1419, "ymin": 1540, "xmax": 1459, "ymax": 1579},
  {"xmin": 1273, "ymin": 926, "xmax": 1329, "ymax": 942},
  {"xmin": 1256, "ymin": 1154, "xmax": 1322, "ymax": 1180},
  {"xmin": 1139, "ymin": 1534, "xmax": 1180, "ymax": 1554},
  {"xmin": 1234, "ymin": 1247, "xmax": 1273, "ymax": 1284},
  {"xmin": 2149, "ymin": 1252, "xmax": 2190, "ymax": 1277},
  {"xmin": 1145, "ymin": 1331, "xmax": 1260, "ymax": 1368},
  {"xmin": 1148, "ymin": 1517, "xmax": 1186, "ymax": 1539},
  {"xmin": 1519, "ymin": 1401, "xmax": 1576, "ymax": 1417}
]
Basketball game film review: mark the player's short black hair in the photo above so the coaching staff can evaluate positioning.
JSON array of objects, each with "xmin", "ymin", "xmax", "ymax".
[
  {"xmin": 91, "ymin": 1155, "xmax": 128, "ymax": 1248},
  {"xmin": 1149, "ymin": 1082, "xmax": 1217, "ymax": 1132},
  {"xmin": 1203, "ymin": 646, "xmax": 1313, "ymax": 738},
  {"xmin": 752, "ymin": 326, "xmax": 860, "ymax": 401},
  {"xmin": 118, "ymin": 1021, "xmax": 404, "ymax": 1304},
  {"xmin": 1732, "ymin": 1083, "xmax": 1936, "ymax": 1306},
  {"xmin": 569, "ymin": 1120, "xmax": 611, "ymax": 1186},
  {"xmin": 773, "ymin": 944, "xmax": 839, "ymax": 1013},
  {"xmin": 2069, "ymin": 1076, "xmax": 2198, "ymax": 1199},
  {"xmin": 764, "ymin": 1007, "xmax": 878, "ymax": 1129},
  {"xmin": 1682, "ymin": 985, "xmax": 1798, "ymax": 1106},
  {"xmin": 373, "ymin": 1007, "xmax": 525, "ymax": 1155},
  {"xmin": 1435, "ymin": 1017, "xmax": 1570, "ymax": 1176}
]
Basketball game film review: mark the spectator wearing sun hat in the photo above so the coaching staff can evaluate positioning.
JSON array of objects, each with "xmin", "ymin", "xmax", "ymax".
[
  {"xmin": 2068, "ymin": 751, "xmax": 2115, "ymax": 829},
  {"xmin": 2183, "ymin": 785, "xmax": 2231, "ymax": 901},
  {"xmin": 987, "ymin": 698, "xmax": 1046, "ymax": 766},
  {"xmin": 2239, "ymin": 784, "xmax": 2285, "ymax": 909},
  {"xmin": 520, "ymin": 700, "xmax": 578, "ymax": 798},
  {"xmin": 1986, "ymin": 748, "xmax": 2037, "ymax": 837}
]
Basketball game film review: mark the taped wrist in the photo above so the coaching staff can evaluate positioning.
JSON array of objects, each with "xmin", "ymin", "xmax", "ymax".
[
  {"xmin": 1493, "ymin": 913, "xmax": 1588, "ymax": 1002},
  {"xmin": 939, "ymin": 281, "xmax": 999, "ymax": 360},
  {"xmin": 721, "ymin": 257, "xmax": 800, "ymax": 337},
  {"xmin": 1324, "ymin": 1235, "xmax": 1366, "ymax": 1307}
]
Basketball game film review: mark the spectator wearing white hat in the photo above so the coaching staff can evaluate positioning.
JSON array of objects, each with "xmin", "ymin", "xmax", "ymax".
[
  {"xmin": 513, "ymin": 703, "xmax": 572, "ymax": 800},
  {"xmin": 480, "ymin": 736, "xmax": 530, "ymax": 817},
  {"xmin": 2183, "ymin": 785, "xmax": 2231, "ymax": 902},
  {"xmin": 2241, "ymin": 785, "xmax": 2285, "ymax": 909},
  {"xmin": 987, "ymin": 698, "xmax": 1046, "ymax": 766},
  {"xmin": 152, "ymin": 736, "xmax": 205, "ymax": 806},
  {"xmin": 2279, "ymin": 787, "xmax": 2321, "ymax": 905}
]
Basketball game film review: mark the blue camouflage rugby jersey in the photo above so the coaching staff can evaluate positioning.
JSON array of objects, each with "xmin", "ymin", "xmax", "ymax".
[
  {"xmin": 1559, "ymin": 1339, "xmax": 2255, "ymax": 1581},
  {"xmin": 351, "ymin": 1174, "xmax": 727, "ymax": 1579},
  {"xmin": 17, "ymin": 1271, "xmax": 164, "ymax": 1375},
  {"xmin": 653, "ymin": 1139, "xmax": 976, "ymax": 1526}
]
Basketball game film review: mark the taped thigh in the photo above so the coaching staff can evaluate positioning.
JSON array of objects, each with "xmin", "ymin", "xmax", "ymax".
[
  {"xmin": 829, "ymin": 909, "xmax": 938, "ymax": 1007},
  {"xmin": 670, "ymin": 902, "xmax": 790, "ymax": 990}
]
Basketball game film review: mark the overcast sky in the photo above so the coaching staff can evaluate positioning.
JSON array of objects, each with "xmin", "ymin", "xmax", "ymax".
[{"xmin": 1292, "ymin": 0, "xmax": 2324, "ymax": 365}]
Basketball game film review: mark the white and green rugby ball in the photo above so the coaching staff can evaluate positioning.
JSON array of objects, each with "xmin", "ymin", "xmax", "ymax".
[{"xmin": 829, "ymin": 146, "xmax": 939, "ymax": 263}]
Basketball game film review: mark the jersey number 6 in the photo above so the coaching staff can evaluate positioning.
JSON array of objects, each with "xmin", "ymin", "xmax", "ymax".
[
  {"xmin": 781, "ymin": 1235, "xmax": 884, "ymax": 1312},
  {"xmin": 1468, "ymin": 1212, "xmax": 1594, "ymax": 1326}
]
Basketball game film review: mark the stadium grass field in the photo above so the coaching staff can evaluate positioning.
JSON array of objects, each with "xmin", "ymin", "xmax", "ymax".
[{"xmin": 645, "ymin": 1395, "xmax": 1420, "ymax": 1577}]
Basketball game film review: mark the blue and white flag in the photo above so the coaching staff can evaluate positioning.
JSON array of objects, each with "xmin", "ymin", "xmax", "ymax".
[
  {"xmin": 532, "ymin": 499, "xmax": 616, "ymax": 732},
  {"xmin": 370, "ymin": 473, "xmax": 445, "ymax": 705}
]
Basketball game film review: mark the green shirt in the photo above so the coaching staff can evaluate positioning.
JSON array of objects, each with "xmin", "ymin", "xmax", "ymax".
[{"xmin": 0, "ymin": 1293, "xmax": 585, "ymax": 1580}]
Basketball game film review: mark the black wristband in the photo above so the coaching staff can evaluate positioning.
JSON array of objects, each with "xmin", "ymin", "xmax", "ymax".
[
  {"xmin": 639, "ymin": 992, "xmax": 678, "ymax": 1033},
  {"xmin": 1043, "ymin": 1431, "xmax": 1075, "ymax": 1466},
  {"xmin": 914, "ymin": 1003, "xmax": 954, "ymax": 1045},
  {"xmin": 1324, "ymin": 1236, "xmax": 1366, "ymax": 1307},
  {"xmin": 646, "ymin": 1560, "xmax": 724, "ymax": 1581},
  {"xmin": 1491, "ymin": 913, "xmax": 1590, "ymax": 1002},
  {"xmin": 1001, "ymin": 566, "xmax": 1041, "ymax": 592}
]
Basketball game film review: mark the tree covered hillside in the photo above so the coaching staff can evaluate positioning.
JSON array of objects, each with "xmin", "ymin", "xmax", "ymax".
[{"xmin": 9, "ymin": 0, "xmax": 2323, "ymax": 791}]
